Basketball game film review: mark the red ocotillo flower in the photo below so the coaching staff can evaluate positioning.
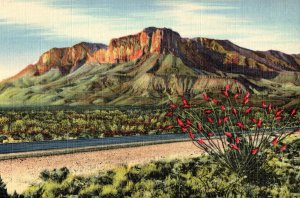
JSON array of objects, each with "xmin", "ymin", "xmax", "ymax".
[
  {"xmin": 218, "ymin": 117, "xmax": 222, "ymax": 125},
  {"xmin": 181, "ymin": 127, "xmax": 187, "ymax": 132},
  {"xmin": 221, "ymin": 105, "xmax": 226, "ymax": 111},
  {"xmin": 243, "ymin": 97, "xmax": 249, "ymax": 105},
  {"xmin": 234, "ymin": 92, "xmax": 239, "ymax": 100},
  {"xmin": 181, "ymin": 97, "xmax": 191, "ymax": 108},
  {"xmin": 165, "ymin": 111, "xmax": 173, "ymax": 116},
  {"xmin": 185, "ymin": 118, "xmax": 192, "ymax": 127},
  {"xmin": 261, "ymin": 101, "xmax": 267, "ymax": 109},
  {"xmin": 275, "ymin": 116, "xmax": 282, "ymax": 121},
  {"xmin": 189, "ymin": 131, "xmax": 195, "ymax": 139},
  {"xmin": 295, "ymin": 129, "xmax": 300, "ymax": 133},
  {"xmin": 245, "ymin": 106, "xmax": 252, "ymax": 114},
  {"xmin": 164, "ymin": 125, "xmax": 173, "ymax": 130},
  {"xmin": 207, "ymin": 132, "xmax": 214, "ymax": 137},
  {"xmin": 223, "ymin": 90, "xmax": 229, "ymax": 97},
  {"xmin": 225, "ymin": 84, "xmax": 231, "ymax": 91},
  {"xmin": 244, "ymin": 92, "xmax": 250, "ymax": 99},
  {"xmin": 275, "ymin": 109, "xmax": 284, "ymax": 117},
  {"xmin": 197, "ymin": 122, "xmax": 203, "ymax": 131},
  {"xmin": 207, "ymin": 117, "xmax": 213, "ymax": 123},
  {"xmin": 224, "ymin": 116, "xmax": 229, "ymax": 123},
  {"xmin": 182, "ymin": 97, "xmax": 188, "ymax": 104},
  {"xmin": 177, "ymin": 117, "xmax": 185, "ymax": 127},
  {"xmin": 280, "ymin": 145, "xmax": 287, "ymax": 151},
  {"xmin": 235, "ymin": 136, "xmax": 240, "ymax": 144},
  {"xmin": 272, "ymin": 136, "xmax": 278, "ymax": 146},
  {"xmin": 268, "ymin": 104, "xmax": 272, "ymax": 113},
  {"xmin": 203, "ymin": 93, "xmax": 210, "ymax": 102},
  {"xmin": 290, "ymin": 108, "xmax": 297, "ymax": 116},
  {"xmin": 204, "ymin": 109, "xmax": 212, "ymax": 114},
  {"xmin": 251, "ymin": 117, "xmax": 257, "ymax": 124},
  {"xmin": 257, "ymin": 119, "xmax": 262, "ymax": 128},
  {"xmin": 182, "ymin": 104, "xmax": 191, "ymax": 108},
  {"xmin": 229, "ymin": 144, "xmax": 240, "ymax": 151},
  {"xmin": 197, "ymin": 138, "xmax": 204, "ymax": 144},
  {"xmin": 251, "ymin": 148, "xmax": 259, "ymax": 155},
  {"xmin": 225, "ymin": 132, "xmax": 233, "ymax": 138},
  {"xmin": 232, "ymin": 107, "xmax": 237, "ymax": 115},
  {"xmin": 212, "ymin": 98, "xmax": 220, "ymax": 104},
  {"xmin": 237, "ymin": 122, "xmax": 246, "ymax": 129},
  {"xmin": 169, "ymin": 104, "xmax": 177, "ymax": 109}
]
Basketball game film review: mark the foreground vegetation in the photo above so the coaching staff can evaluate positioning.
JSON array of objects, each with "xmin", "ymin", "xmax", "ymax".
[{"xmin": 0, "ymin": 135, "xmax": 295, "ymax": 197}]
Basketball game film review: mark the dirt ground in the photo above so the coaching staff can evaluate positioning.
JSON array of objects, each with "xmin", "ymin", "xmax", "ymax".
[{"xmin": 0, "ymin": 141, "xmax": 203, "ymax": 194}]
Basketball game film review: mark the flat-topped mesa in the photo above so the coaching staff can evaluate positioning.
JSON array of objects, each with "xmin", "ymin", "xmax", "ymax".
[{"xmin": 90, "ymin": 27, "xmax": 181, "ymax": 64}]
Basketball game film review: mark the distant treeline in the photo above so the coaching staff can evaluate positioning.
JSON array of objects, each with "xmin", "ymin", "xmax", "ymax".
[{"xmin": 0, "ymin": 108, "xmax": 172, "ymax": 143}]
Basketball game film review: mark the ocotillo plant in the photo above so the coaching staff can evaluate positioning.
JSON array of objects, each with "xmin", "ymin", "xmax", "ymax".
[{"xmin": 164, "ymin": 84, "xmax": 300, "ymax": 177}]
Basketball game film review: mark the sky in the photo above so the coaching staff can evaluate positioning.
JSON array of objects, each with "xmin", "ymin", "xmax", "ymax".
[{"xmin": 0, "ymin": 0, "xmax": 299, "ymax": 80}]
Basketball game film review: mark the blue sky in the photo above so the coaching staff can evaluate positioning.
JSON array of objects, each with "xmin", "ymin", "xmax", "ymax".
[{"xmin": 0, "ymin": 0, "xmax": 299, "ymax": 80}]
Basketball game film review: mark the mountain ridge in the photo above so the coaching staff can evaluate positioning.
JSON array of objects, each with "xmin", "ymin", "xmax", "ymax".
[
  {"xmin": 7, "ymin": 27, "xmax": 300, "ymax": 81},
  {"xmin": 1, "ymin": 27, "xmax": 300, "ymax": 106}
]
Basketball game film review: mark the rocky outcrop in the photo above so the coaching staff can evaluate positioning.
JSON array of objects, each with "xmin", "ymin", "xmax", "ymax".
[{"xmin": 88, "ymin": 27, "xmax": 181, "ymax": 64}]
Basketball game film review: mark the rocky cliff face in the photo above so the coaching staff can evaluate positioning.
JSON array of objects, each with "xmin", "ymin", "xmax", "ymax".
[
  {"xmin": 88, "ymin": 27, "xmax": 181, "ymax": 64},
  {"xmin": 10, "ymin": 27, "xmax": 183, "ymax": 80},
  {"xmin": 7, "ymin": 27, "xmax": 300, "ymax": 81},
  {"xmin": 8, "ymin": 42, "xmax": 106, "ymax": 80}
]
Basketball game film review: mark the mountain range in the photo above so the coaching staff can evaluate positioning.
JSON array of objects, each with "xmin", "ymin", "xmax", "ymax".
[{"xmin": 0, "ymin": 27, "xmax": 300, "ymax": 106}]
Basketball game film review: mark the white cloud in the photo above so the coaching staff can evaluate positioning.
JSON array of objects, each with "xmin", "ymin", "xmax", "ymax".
[
  {"xmin": 0, "ymin": 0, "xmax": 298, "ymax": 53},
  {"xmin": 151, "ymin": 1, "xmax": 249, "ymax": 35},
  {"xmin": 0, "ymin": 0, "xmax": 139, "ymax": 43},
  {"xmin": 152, "ymin": 1, "xmax": 300, "ymax": 54}
]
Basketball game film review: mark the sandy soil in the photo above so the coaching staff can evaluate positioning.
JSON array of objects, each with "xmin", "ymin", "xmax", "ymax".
[{"xmin": 0, "ymin": 141, "xmax": 203, "ymax": 194}]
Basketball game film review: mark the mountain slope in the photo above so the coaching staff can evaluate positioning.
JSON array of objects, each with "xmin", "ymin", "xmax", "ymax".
[{"xmin": 0, "ymin": 27, "xmax": 300, "ymax": 106}]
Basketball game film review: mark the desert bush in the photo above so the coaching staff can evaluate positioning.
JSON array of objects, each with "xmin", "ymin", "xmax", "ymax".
[
  {"xmin": 39, "ymin": 167, "xmax": 70, "ymax": 183},
  {"xmin": 164, "ymin": 84, "xmax": 300, "ymax": 179}
]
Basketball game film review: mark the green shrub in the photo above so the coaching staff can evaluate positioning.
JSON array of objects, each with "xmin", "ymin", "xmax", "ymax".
[{"xmin": 39, "ymin": 167, "xmax": 70, "ymax": 183}]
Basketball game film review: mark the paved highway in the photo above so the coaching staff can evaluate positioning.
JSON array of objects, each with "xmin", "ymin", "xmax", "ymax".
[
  {"xmin": 0, "ymin": 133, "xmax": 189, "ymax": 154},
  {"xmin": 0, "ymin": 126, "xmax": 298, "ymax": 155}
]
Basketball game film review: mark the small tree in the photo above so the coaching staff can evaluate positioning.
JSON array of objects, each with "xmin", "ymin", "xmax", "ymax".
[{"xmin": 164, "ymin": 84, "xmax": 300, "ymax": 178}]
